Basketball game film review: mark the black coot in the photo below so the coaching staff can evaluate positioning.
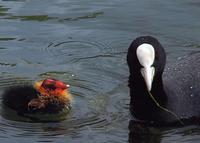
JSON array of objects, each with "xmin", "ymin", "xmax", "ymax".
[{"xmin": 127, "ymin": 36, "xmax": 200, "ymax": 125}]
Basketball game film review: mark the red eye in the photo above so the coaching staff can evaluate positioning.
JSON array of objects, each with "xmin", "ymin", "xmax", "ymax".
[{"xmin": 41, "ymin": 79, "xmax": 55, "ymax": 89}]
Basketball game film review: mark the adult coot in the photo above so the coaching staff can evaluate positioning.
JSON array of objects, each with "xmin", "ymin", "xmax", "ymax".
[{"xmin": 127, "ymin": 36, "xmax": 200, "ymax": 125}]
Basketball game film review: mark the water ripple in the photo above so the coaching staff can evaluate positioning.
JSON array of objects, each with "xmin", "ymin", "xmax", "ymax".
[
  {"xmin": 44, "ymin": 39, "xmax": 126, "ymax": 66},
  {"xmin": 0, "ymin": 71, "xmax": 128, "ymax": 141},
  {"xmin": 0, "ymin": 62, "xmax": 16, "ymax": 67},
  {"xmin": 58, "ymin": 11, "xmax": 104, "ymax": 22},
  {"xmin": 0, "ymin": 73, "xmax": 31, "ymax": 89},
  {"xmin": 45, "ymin": 40, "xmax": 108, "ymax": 64}
]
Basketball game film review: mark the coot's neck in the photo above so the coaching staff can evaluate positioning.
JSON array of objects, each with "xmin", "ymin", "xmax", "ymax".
[{"xmin": 129, "ymin": 74, "xmax": 167, "ymax": 122}]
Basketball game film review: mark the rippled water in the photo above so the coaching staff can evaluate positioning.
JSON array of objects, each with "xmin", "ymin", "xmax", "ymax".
[{"xmin": 0, "ymin": 0, "xmax": 200, "ymax": 142}]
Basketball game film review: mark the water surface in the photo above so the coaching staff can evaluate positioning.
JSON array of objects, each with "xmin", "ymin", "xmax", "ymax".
[{"xmin": 0, "ymin": 0, "xmax": 200, "ymax": 142}]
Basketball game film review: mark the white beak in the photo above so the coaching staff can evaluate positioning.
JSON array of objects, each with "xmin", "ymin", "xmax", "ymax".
[
  {"xmin": 141, "ymin": 67, "xmax": 155, "ymax": 91},
  {"xmin": 136, "ymin": 43, "xmax": 155, "ymax": 91}
]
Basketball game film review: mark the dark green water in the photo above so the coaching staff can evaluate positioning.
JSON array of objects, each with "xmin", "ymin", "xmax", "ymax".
[{"xmin": 0, "ymin": 0, "xmax": 200, "ymax": 142}]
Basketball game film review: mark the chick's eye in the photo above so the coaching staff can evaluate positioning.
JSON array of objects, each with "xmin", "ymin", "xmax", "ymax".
[{"xmin": 41, "ymin": 79, "xmax": 56, "ymax": 90}]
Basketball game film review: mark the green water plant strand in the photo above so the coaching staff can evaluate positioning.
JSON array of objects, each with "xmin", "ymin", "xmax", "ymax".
[{"xmin": 148, "ymin": 91, "xmax": 184, "ymax": 126}]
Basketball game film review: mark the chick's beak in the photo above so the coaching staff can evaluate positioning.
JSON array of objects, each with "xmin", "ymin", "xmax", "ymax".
[{"xmin": 66, "ymin": 84, "xmax": 70, "ymax": 88}]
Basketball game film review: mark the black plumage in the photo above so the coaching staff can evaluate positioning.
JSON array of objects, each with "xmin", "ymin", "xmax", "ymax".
[
  {"xmin": 127, "ymin": 36, "xmax": 200, "ymax": 125},
  {"xmin": 2, "ymin": 85, "xmax": 70, "ymax": 115}
]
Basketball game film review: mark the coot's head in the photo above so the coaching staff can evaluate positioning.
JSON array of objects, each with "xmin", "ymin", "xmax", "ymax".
[
  {"xmin": 34, "ymin": 78, "xmax": 70, "ymax": 97},
  {"xmin": 127, "ymin": 36, "xmax": 166, "ymax": 91}
]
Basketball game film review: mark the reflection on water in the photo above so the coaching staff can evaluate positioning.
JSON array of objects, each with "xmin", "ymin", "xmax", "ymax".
[
  {"xmin": 129, "ymin": 120, "xmax": 200, "ymax": 143},
  {"xmin": 0, "ymin": 3, "xmax": 104, "ymax": 22},
  {"xmin": 7, "ymin": 15, "xmax": 54, "ymax": 21},
  {"xmin": 129, "ymin": 120, "xmax": 162, "ymax": 143},
  {"xmin": 0, "ymin": 5, "xmax": 9, "ymax": 16},
  {"xmin": 3, "ymin": 12, "xmax": 103, "ymax": 22},
  {"xmin": 0, "ymin": 0, "xmax": 200, "ymax": 142}
]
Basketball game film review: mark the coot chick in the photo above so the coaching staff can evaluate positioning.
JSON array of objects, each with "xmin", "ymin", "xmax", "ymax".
[
  {"xmin": 127, "ymin": 36, "xmax": 200, "ymax": 125},
  {"xmin": 2, "ymin": 78, "xmax": 71, "ymax": 116}
]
